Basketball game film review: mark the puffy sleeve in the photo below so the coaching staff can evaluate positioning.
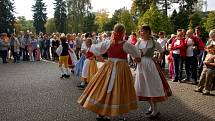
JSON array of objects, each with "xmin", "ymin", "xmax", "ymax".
[
  {"xmin": 90, "ymin": 40, "xmax": 111, "ymax": 56},
  {"xmin": 154, "ymin": 40, "xmax": 164, "ymax": 53},
  {"xmin": 123, "ymin": 42, "xmax": 141, "ymax": 58}
]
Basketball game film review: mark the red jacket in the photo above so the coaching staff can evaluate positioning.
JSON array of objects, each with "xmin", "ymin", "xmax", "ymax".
[{"xmin": 171, "ymin": 38, "xmax": 186, "ymax": 58}]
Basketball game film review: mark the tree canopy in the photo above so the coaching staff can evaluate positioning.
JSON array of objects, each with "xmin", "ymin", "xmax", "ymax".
[
  {"xmin": 137, "ymin": 3, "xmax": 173, "ymax": 34},
  {"xmin": 205, "ymin": 11, "xmax": 215, "ymax": 32},
  {"xmin": 0, "ymin": 0, "xmax": 15, "ymax": 34},
  {"xmin": 66, "ymin": 0, "xmax": 91, "ymax": 33},
  {"xmin": 32, "ymin": 0, "xmax": 47, "ymax": 34},
  {"xmin": 14, "ymin": 16, "xmax": 35, "ymax": 33},
  {"xmin": 54, "ymin": 0, "xmax": 67, "ymax": 33}
]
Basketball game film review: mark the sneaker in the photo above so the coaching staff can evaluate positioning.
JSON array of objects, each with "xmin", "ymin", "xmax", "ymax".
[
  {"xmin": 191, "ymin": 81, "xmax": 198, "ymax": 85},
  {"xmin": 146, "ymin": 111, "xmax": 160, "ymax": 119},
  {"xmin": 202, "ymin": 90, "xmax": 210, "ymax": 95},
  {"xmin": 194, "ymin": 88, "xmax": 203, "ymax": 93},
  {"xmin": 172, "ymin": 79, "xmax": 178, "ymax": 82},
  {"xmin": 181, "ymin": 78, "xmax": 189, "ymax": 83},
  {"xmin": 64, "ymin": 75, "xmax": 70, "ymax": 78},
  {"xmin": 145, "ymin": 110, "xmax": 152, "ymax": 115},
  {"xmin": 96, "ymin": 115, "xmax": 110, "ymax": 121},
  {"xmin": 77, "ymin": 85, "xmax": 85, "ymax": 88},
  {"xmin": 60, "ymin": 74, "xmax": 66, "ymax": 78}
]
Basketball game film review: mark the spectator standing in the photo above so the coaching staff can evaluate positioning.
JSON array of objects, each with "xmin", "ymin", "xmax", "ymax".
[
  {"xmin": 75, "ymin": 33, "xmax": 82, "ymax": 60},
  {"xmin": 157, "ymin": 31, "xmax": 167, "ymax": 68},
  {"xmin": 182, "ymin": 29, "xmax": 199, "ymax": 84},
  {"xmin": 43, "ymin": 34, "xmax": 51, "ymax": 60},
  {"xmin": 10, "ymin": 34, "xmax": 20, "ymax": 63},
  {"xmin": 194, "ymin": 44, "xmax": 215, "ymax": 95},
  {"xmin": 171, "ymin": 30, "xmax": 186, "ymax": 82},
  {"xmin": 0, "ymin": 33, "xmax": 10, "ymax": 63}
]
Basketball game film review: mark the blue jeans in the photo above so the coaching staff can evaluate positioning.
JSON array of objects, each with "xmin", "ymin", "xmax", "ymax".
[{"xmin": 173, "ymin": 54, "xmax": 184, "ymax": 80}]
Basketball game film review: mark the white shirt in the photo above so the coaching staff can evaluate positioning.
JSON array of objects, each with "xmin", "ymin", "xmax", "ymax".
[
  {"xmin": 186, "ymin": 38, "xmax": 194, "ymax": 57},
  {"xmin": 157, "ymin": 38, "xmax": 166, "ymax": 49},
  {"xmin": 173, "ymin": 39, "xmax": 181, "ymax": 54},
  {"xmin": 212, "ymin": 41, "xmax": 215, "ymax": 45}
]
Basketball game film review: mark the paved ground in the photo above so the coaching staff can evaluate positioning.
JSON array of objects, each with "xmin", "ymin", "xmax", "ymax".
[{"xmin": 0, "ymin": 61, "xmax": 215, "ymax": 121}]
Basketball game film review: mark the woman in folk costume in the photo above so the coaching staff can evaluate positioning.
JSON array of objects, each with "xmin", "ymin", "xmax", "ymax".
[
  {"xmin": 75, "ymin": 33, "xmax": 91, "ymax": 77},
  {"xmin": 134, "ymin": 25, "xmax": 172, "ymax": 119},
  {"xmin": 79, "ymin": 38, "xmax": 98, "ymax": 88},
  {"xmin": 67, "ymin": 34, "xmax": 78, "ymax": 73},
  {"xmin": 57, "ymin": 36, "xmax": 71, "ymax": 78},
  {"xmin": 78, "ymin": 23, "xmax": 141, "ymax": 121}
]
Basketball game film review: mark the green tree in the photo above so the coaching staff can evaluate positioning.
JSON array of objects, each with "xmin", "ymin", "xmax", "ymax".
[
  {"xmin": 66, "ymin": 0, "xmax": 91, "ymax": 33},
  {"xmin": 131, "ymin": 0, "xmax": 172, "ymax": 23},
  {"xmin": 95, "ymin": 9, "xmax": 109, "ymax": 32},
  {"xmin": 110, "ymin": 8, "xmax": 135, "ymax": 34},
  {"xmin": 173, "ymin": 9, "xmax": 189, "ymax": 30},
  {"xmin": 179, "ymin": 0, "xmax": 198, "ymax": 14},
  {"xmin": 45, "ymin": 18, "xmax": 57, "ymax": 34},
  {"xmin": 137, "ymin": 3, "xmax": 173, "ymax": 34},
  {"xmin": 104, "ymin": 8, "xmax": 135, "ymax": 33},
  {"xmin": 83, "ymin": 12, "xmax": 98, "ymax": 32},
  {"xmin": 103, "ymin": 9, "xmax": 122, "ymax": 31},
  {"xmin": 32, "ymin": 0, "xmax": 47, "ymax": 34},
  {"xmin": 188, "ymin": 11, "xmax": 202, "ymax": 29},
  {"xmin": 170, "ymin": 9, "xmax": 177, "ymax": 32},
  {"xmin": 118, "ymin": 8, "xmax": 135, "ymax": 34},
  {"xmin": 131, "ymin": 0, "xmax": 156, "ymax": 18},
  {"xmin": 205, "ymin": 11, "xmax": 215, "ymax": 32},
  {"xmin": 0, "ymin": 0, "xmax": 15, "ymax": 34},
  {"xmin": 54, "ymin": 0, "xmax": 67, "ymax": 33},
  {"xmin": 15, "ymin": 16, "xmax": 35, "ymax": 33}
]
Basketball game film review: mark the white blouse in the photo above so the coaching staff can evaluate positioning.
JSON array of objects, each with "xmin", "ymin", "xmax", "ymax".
[{"xmin": 90, "ymin": 39, "xmax": 141, "ymax": 58}]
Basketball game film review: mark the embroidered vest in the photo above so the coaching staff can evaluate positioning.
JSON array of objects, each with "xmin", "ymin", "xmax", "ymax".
[
  {"xmin": 107, "ymin": 41, "xmax": 127, "ymax": 59},
  {"xmin": 138, "ymin": 39, "xmax": 155, "ymax": 58}
]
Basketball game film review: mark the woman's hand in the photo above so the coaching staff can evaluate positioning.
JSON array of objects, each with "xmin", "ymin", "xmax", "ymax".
[{"xmin": 96, "ymin": 56, "xmax": 105, "ymax": 62}]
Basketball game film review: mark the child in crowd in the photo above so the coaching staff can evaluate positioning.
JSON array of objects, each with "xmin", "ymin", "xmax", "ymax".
[
  {"xmin": 57, "ymin": 36, "xmax": 71, "ymax": 78},
  {"xmin": 28, "ymin": 36, "xmax": 34, "ymax": 62},
  {"xmin": 194, "ymin": 44, "xmax": 215, "ymax": 95},
  {"xmin": 168, "ymin": 51, "xmax": 174, "ymax": 79},
  {"xmin": 78, "ymin": 38, "xmax": 98, "ymax": 88},
  {"xmin": 75, "ymin": 33, "xmax": 91, "ymax": 77},
  {"xmin": 67, "ymin": 34, "xmax": 77, "ymax": 74}
]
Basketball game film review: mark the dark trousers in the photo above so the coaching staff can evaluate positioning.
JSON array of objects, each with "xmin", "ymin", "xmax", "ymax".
[
  {"xmin": 11, "ymin": 46, "xmax": 19, "ymax": 62},
  {"xmin": 43, "ymin": 48, "xmax": 50, "ymax": 60},
  {"xmin": 173, "ymin": 54, "xmax": 184, "ymax": 80},
  {"xmin": 51, "ymin": 47, "xmax": 58, "ymax": 61},
  {"xmin": 0, "ymin": 50, "xmax": 8, "ymax": 63},
  {"xmin": 185, "ymin": 56, "xmax": 198, "ymax": 81},
  {"xmin": 20, "ymin": 46, "xmax": 29, "ymax": 61}
]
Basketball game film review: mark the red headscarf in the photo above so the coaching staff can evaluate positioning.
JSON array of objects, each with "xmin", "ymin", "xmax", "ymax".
[{"xmin": 112, "ymin": 32, "xmax": 124, "ymax": 44}]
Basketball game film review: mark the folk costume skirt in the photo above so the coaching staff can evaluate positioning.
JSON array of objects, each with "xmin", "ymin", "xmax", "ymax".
[
  {"xmin": 78, "ymin": 59, "xmax": 138, "ymax": 117},
  {"xmin": 81, "ymin": 58, "xmax": 98, "ymax": 83},
  {"xmin": 134, "ymin": 57, "xmax": 172, "ymax": 102},
  {"xmin": 75, "ymin": 55, "xmax": 86, "ymax": 76}
]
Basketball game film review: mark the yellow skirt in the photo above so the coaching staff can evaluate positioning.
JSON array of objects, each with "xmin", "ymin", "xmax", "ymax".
[
  {"xmin": 86, "ymin": 59, "xmax": 98, "ymax": 83},
  {"xmin": 78, "ymin": 60, "xmax": 138, "ymax": 117}
]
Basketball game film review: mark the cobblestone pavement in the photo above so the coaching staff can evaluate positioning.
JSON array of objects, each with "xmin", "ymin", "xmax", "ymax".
[{"xmin": 0, "ymin": 61, "xmax": 215, "ymax": 121}]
